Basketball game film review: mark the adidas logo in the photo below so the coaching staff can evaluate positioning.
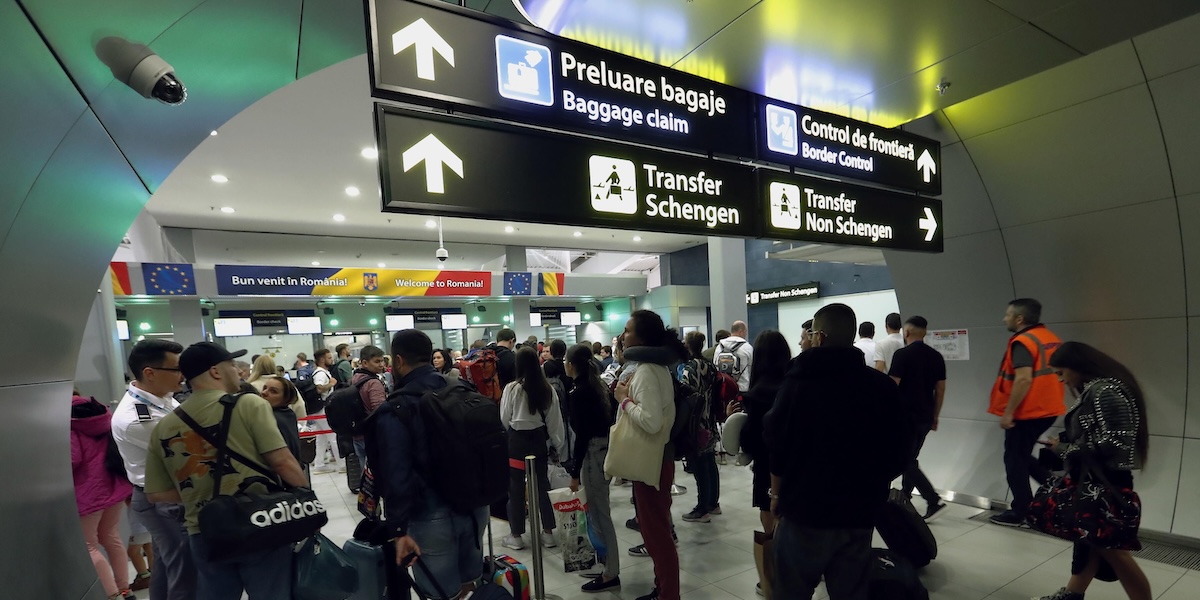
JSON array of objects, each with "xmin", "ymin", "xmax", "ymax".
[{"xmin": 249, "ymin": 499, "xmax": 326, "ymax": 527}]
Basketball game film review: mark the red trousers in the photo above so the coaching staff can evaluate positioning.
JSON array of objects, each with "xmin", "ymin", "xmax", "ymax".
[{"xmin": 633, "ymin": 458, "xmax": 679, "ymax": 600}]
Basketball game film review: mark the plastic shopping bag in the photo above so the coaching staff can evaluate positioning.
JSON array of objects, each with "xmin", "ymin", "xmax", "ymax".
[
  {"xmin": 549, "ymin": 487, "xmax": 597, "ymax": 573},
  {"xmin": 548, "ymin": 463, "xmax": 572, "ymax": 491}
]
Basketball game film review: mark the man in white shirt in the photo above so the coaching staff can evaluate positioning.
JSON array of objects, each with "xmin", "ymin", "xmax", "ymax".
[
  {"xmin": 111, "ymin": 340, "xmax": 195, "ymax": 600},
  {"xmin": 716, "ymin": 320, "xmax": 755, "ymax": 391},
  {"xmin": 310, "ymin": 348, "xmax": 341, "ymax": 473},
  {"xmin": 854, "ymin": 322, "xmax": 877, "ymax": 367},
  {"xmin": 873, "ymin": 313, "xmax": 904, "ymax": 372}
]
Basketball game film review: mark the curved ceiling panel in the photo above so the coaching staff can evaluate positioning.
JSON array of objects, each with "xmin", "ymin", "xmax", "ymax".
[
  {"xmin": 1149, "ymin": 64, "xmax": 1200, "ymax": 197},
  {"xmin": 936, "ymin": 143, "xmax": 998, "ymax": 240},
  {"xmin": 963, "ymin": 85, "xmax": 1173, "ymax": 228}
]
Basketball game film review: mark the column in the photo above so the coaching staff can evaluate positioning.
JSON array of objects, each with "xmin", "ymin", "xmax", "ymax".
[
  {"xmin": 707, "ymin": 236, "xmax": 748, "ymax": 333},
  {"xmin": 506, "ymin": 245, "xmax": 534, "ymax": 341},
  {"xmin": 169, "ymin": 298, "xmax": 207, "ymax": 345}
]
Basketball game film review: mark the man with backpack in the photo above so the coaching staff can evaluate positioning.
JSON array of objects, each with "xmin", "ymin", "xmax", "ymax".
[
  {"xmin": 487, "ymin": 329, "xmax": 518, "ymax": 388},
  {"xmin": 368, "ymin": 329, "xmax": 503, "ymax": 598},
  {"xmin": 308, "ymin": 349, "xmax": 340, "ymax": 474},
  {"xmin": 715, "ymin": 321, "xmax": 753, "ymax": 392},
  {"xmin": 348, "ymin": 346, "xmax": 389, "ymax": 468}
]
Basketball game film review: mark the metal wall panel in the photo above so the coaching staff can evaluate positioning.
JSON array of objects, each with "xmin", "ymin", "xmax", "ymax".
[
  {"xmin": 964, "ymin": 85, "xmax": 1174, "ymax": 228},
  {"xmin": 1175, "ymin": 192, "xmax": 1200, "ymax": 318},
  {"xmin": 1004, "ymin": 199, "xmax": 1185, "ymax": 323},
  {"xmin": 1133, "ymin": 11, "xmax": 1200, "ymax": 80},
  {"xmin": 1169, "ymin": 438, "xmax": 1200, "ymax": 536},
  {"xmin": 296, "ymin": 0, "xmax": 368, "ymax": 79},
  {"xmin": 1187, "ymin": 316, "xmax": 1200, "ymax": 439},
  {"xmin": 1050, "ymin": 318, "xmax": 1188, "ymax": 439},
  {"xmin": 915, "ymin": 417, "xmax": 1011, "ymax": 504},
  {"xmin": 931, "ymin": 326, "xmax": 1016, "ymax": 423},
  {"xmin": 937, "ymin": 143, "xmax": 1001, "ymax": 239},
  {"xmin": 1135, "ymin": 435, "xmax": 1183, "ymax": 534},
  {"xmin": 942, "ymin": 41, "xmax": 1144, "ymax": 141},
  {"xmin": 900, "ymin": 110, "xmax": 961, "ymax": 147},
  {"xmin": 0, "ymin": 381, "xmax": 100, "ymax": 599},
  {"xmin": 1033, "ymin": 0, "xmax": 1200, "ymax": 54},
  {"xmin": 885, "ymin": 230, "xmax": 1014, "ymax": 329},
  {"xmin": 1149, "ymin": 65, "xmax": 1200, "ymax": 197},
  {"xmin": 0, "ymin": 110, "xmax": 148, "ymax": 387},
  {"xmin": 0, "ymin": 0, "xmax": 88, "ymax": 250}
]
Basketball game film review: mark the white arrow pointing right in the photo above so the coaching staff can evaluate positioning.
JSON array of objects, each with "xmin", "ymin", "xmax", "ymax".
[
  {"xmin": 919, "ymin": 207, "xmax": 938, "ymax": 242},
  {"xmin": 402, "ymin": 134, "xmax": 463, "ymax": 194},
  {"xmin": 392, "ymin": 18, "xmax": 455, "ymax": 81},
  {"xmin": 917, "ymin": 148, "xmax": 937, "ymax": 183}
]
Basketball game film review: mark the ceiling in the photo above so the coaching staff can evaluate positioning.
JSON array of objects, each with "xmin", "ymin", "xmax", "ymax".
[
  {"xmin": 516, "ymin": 0, "xmax": 1200, "ymax": 126},
  {"xmin": 106, "ymin": 0, "xmax": 1200, "ymax": 273}
]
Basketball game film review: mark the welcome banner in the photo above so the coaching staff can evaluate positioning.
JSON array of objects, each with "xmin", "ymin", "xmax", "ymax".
[{"xmin": 215, "ymin": 265, "xmax": 492, "ymax": 297}]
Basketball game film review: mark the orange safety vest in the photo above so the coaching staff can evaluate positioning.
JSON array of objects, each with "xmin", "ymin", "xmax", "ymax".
[{"xmin": 988, "ymin": 324, "xmax": 1066, "ymax": 420}]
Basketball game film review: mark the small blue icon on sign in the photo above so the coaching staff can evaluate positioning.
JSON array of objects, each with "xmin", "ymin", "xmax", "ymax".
[
  {"xmin": 496, "ymin": 35, "xmax": 553, "ymax": 106},
  {"xmin": 765, "ymin": 104, "xmax": 798, "ymax": 156}
]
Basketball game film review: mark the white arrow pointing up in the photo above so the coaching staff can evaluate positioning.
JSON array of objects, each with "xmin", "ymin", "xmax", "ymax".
[
  {"xmin": 917, "ymin": 148, "xmax": 937, "ymax": 183},
  {"xmin": 392, "ymin": 18, "xmax": 455, "ymax": 81},
  {"xmin": 919, "ymin": 207, "xmax": 938, "ymax": 242},
  {"xmin": 402, "ymin": 134, "xmax": 463, "ymax": 194}
]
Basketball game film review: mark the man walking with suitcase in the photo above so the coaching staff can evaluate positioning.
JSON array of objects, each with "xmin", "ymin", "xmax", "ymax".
[{"xmin": 764, "ymin": 304, "xmax": 911, "ymax": 600}]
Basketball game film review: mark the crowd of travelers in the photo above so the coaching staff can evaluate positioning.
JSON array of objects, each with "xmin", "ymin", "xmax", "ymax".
[{"xmin": 67, "ymin": 296, "xmax": 1151, "ymax": 600}]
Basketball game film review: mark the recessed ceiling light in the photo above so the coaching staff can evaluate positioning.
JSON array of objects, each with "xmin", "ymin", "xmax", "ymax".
[
  {"xmin": 377, "ymin": 262, "xmax": 386, "ymax": 268},
  {"xmin": 361, "ymin": 148, "xmax": 378, "ymax": 159},
  {"xmin": 333, "ymin": 214, "xmax": 346, "ymax": 222},
  {"xmin": 209, "ymin": 130, "xmax": 218, "ymax": 136},
  {"xmin": 220, "ymin": 206, "xmax": 235, "ymax": 214},
  {"xmin": 573, "ymin": 231, "xmax": 582, "ymax": 237},
  {"xmin": 311, "ymin": 261, "xmax": 320, "ymax": 266},
  {"xmin": 504, "ymin": 226, "xmax": 515, "ymax": 233},
  {"xmin": 425, "ymin": 219, "xmax": 437, "ymax": 228},
  {"xmin": 345, "ymin": 186, "xmax": 360, "ymax": 197},
  {"xmin": 211, "ymin": 174, "xmax": 228, "ymax": 183},
  {"xmin": 632, "ymin": 235, "xmax": 642, "ymax": 242}
]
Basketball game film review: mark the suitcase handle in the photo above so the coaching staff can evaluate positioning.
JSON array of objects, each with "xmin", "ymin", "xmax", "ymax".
[{"xmin": 403, "ymin": 552, "xmax": 454, "ymax": 600}]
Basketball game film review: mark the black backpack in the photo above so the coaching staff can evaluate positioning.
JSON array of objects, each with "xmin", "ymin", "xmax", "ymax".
[
  {"xmin": 294, "ymin": 378, "xmax": 325, "ymax": 415},
  {"xmin": 332, "ymin": 359, "xmax": 352, "ymax": 387},
  {"xmin": 387, "ymin": 378, "xmax": 508, "ymax": 515},
  {"xmin": 669, "ymin": 379, "xmax": 704, "ymax": 460},
  {"xmin": 324, "ymin": 378, "xmax": 370, "ymax": 436}
]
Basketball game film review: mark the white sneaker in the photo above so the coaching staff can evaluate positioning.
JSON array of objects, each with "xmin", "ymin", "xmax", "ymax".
[
  {"xmin": 502, "ymin": 535, "xmax": 525, "ymax": 550},
  {"xmin": 540, "ymin": 531, "xmax": 558, "ymax": 548},
  {"xmin": 311, "ymin": 465, "xmax": 335, "ymax": 474}
]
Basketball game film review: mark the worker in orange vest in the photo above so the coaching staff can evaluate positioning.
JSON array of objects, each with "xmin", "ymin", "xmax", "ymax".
[{"xmin": 987, "ymin": 298, "xmax": 1066, "ymax": 527}]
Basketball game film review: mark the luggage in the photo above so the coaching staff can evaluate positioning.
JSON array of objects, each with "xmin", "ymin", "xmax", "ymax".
[
  {"xmin": 325, "ymin": 378, "xmax": 371, "ymax": 436},
  {"xmin": 458, "ymin": 348, "xmax": 502, "ymax": 401},
  {"xmin": 488, "ymin": 555, "xmax": 528, "ymax": 600},
  {"xmin": 875, "ymin": 489, "xmax": 937, "ymax": 568},
  {"xmin": 342, "ymin": 538, "xmax": 387, "ymax": 600},
  {"xmin": 868, "ymin": 548, "xmax": 929, "ymax": 600},
  {"xmin": 346, "ymin": 451, "xmax": 363, "ymax": 494},
  {"xmin": 294, "ymin": 534, "xmax": 359, "ymax": 600}
]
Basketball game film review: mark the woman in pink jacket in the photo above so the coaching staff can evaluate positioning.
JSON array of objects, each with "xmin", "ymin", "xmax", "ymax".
[{"xmin": 71, "ymin": 394, "xmax": 135, "ymax": 600}]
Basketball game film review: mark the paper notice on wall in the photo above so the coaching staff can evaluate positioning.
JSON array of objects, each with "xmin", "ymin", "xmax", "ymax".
[{"xmin": 926, "ymin": 329, "xmax": 969, "ymax": 361}]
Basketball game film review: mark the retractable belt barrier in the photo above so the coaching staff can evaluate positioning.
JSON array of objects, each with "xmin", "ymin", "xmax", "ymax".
[{"xmin": 297, "ymin": 415, "xmax": 334, "ymax": 437}]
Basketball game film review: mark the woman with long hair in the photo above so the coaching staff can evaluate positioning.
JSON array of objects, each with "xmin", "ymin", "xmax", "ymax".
[
  {"xmin": 258, "ymin": 377, "xmax": 306, "ymax": 469},
  {"xmin": 680, "ymin": 330, "xmax": 721, "ymax": 523},
  {"xmin": 245, "ymin": 354, "xmax": 277, "ymax": 392},
  {"xmin": 614, "ymin": 310, "xmax": 688, "ymax": 600},
  {"xmin": 565, "ymin": 343, "xmax": 622, "ymax": 592},
  {"xmin": 1037, "ymin": 342, "xmax": 1151, "ymax": 600},
  {"xmin": 741, "ymin": 330, "xmax": 793, "ymax": 532},
  {"xmin": 432, "ymin": 348, "xmax": 459, "ymax": 380},
  {"xmin": 500, "ymin": 346, "xmax": 566, "ymax": 551}
]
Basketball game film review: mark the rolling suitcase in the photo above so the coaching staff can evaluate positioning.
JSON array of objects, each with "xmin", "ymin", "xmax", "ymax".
[
  {"xmin": 342, "ymin": 538, "xmax": 386, "ymax": 600},
  {"xmin": 875, "ymin": 489, "xmax": 937, "ymax": 568},
  {"xmin": 868, "ymin": 548, "xmax": 929, "ymax": 600}
]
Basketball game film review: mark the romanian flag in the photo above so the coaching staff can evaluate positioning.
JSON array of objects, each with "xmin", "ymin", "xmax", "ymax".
[
  {"xmin": 538, "ymin": 272, "xmax": 565, "ymax": 296},
  {"xmin": 109, "ymin": 262, "xmax": 132, "ymax": 296}
]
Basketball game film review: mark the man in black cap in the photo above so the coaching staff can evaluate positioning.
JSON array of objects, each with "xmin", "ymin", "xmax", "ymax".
[{"xmin": 144, "ymin": 342, "xmax": 308, "ymax": 600}]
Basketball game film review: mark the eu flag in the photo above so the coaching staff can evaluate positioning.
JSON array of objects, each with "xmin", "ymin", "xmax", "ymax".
[
  {"xmin": 143, "ymin": 263, "xmax": 196, "ymax": 296},
  {"xmin": 504, "ymin": 272, "xmax": 532, "ymax": 296}
]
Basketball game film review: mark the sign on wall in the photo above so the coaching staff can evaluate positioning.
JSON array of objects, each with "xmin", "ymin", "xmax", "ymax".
[
  {"xmin": 926, "ymin": 329, "xmax": 969, "ymax": 361},
  {"xmin": 376, "ymin": 106, "xmax": 759, "ymax": 237},
  {"xmin": 759, "ymin": 172, "xmax": 943, "ymax": 252},
  {"xmin": 747, "ymin": 282, "xmax": 820, "ymax": 305},
  {"xmin": 214, "ymin": 265, "xmax": 492, "ymax": 296},
  {"xmin": 367, "ymin": 0, "xmax": 755, "ymax": 158},
  {"xmin": 217, "ymin": 309, "xmax": 317, "ymax": 328},
  {"xmin": 758, "ymin": 97, "xmax": 942, "ymax": 194}
]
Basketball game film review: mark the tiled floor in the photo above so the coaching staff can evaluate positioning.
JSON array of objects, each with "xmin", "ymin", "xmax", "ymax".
[{"xmin": 122, "ymin": 460, "xmax": 1198, "ymax": 599}]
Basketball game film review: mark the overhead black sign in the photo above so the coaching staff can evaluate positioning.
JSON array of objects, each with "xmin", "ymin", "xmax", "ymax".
[
  {"xmin": 384, "ymin": 307, "xmax": 461, "ymax": 324},
  {"xmin": 376, "ymin": 105, "xmax": 759, "ymax": 238},
  {"xmin": 746, "ymin": 282, "xmax": 820, "ymax": 305},
  {"xmin": 758, "ymin": 97, "xmax": 942, "ymax": 195},
  {"xmin": 366, "ymin": 0, "xmax": 755, "ymax": 158},
  {"xmin": 760, "ymin": 172, "xmax": 943, "ymax": 252}
]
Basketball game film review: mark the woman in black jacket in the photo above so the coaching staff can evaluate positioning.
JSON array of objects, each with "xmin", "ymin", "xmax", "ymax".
[
  {"xmin": 739, "ymin": 329, "xmax": 793, "ymax": 532},
  {"xmin": 256, "ymin": 378, "xmax": 305, "ymax": 470},
  {"xmin": 566, "ymin": 343, "xmax": 621, "ymax": 592}
]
